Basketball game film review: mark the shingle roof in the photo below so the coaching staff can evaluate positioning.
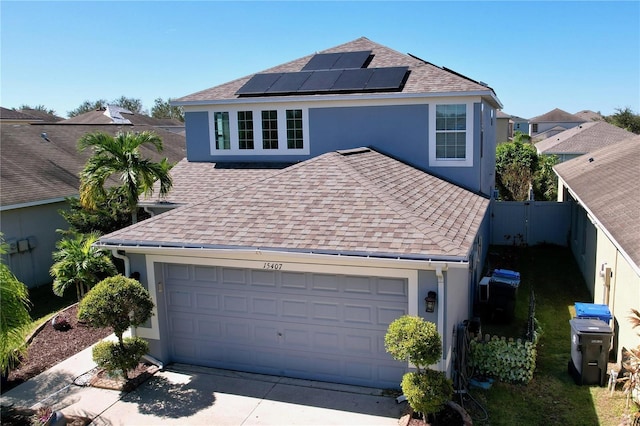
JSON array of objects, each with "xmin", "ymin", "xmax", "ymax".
[
  {"xmin": 100, "ymin": 148, "xmax": 489, "ymax": 260},
  {"xmin": 140, "ymin": 158, "xmax": 292, "ymax": 206},
  {"xmin": 17, "ymin": 109, "xmax": 64, "ymax": 122},
  {"xmin": 554, "ymin": 135, "xmax": 640, "ymax": 268},
  {"xmin": 175, "ymin": 37, "xmax": 500, "ymax": 105},
  {"xmin": 61, "ymin": 107, "xmax": 183, "ymax": 126},
  {"xmin": 0, "ymin": 107, "xmax": 41, "ymax": 122},
  {"xmin": 535, "ymin": 121, "xmax": 634, "ymax": 154},
  {"xmin": 529, "ymin": 108, "xmax": 585, "ymax": 123},
  {"xmin": 1, "ymin": 124, "xmax": 186, "ymax": 207},
  {"xmin": 574, "ymin": 110, "xmax": 604, "ymax": 122}
]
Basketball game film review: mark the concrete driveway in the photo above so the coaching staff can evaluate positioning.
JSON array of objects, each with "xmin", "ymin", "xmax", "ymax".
[{"xmin": 64, "ymin": 364, "xmax": 405, "ymax": 425}]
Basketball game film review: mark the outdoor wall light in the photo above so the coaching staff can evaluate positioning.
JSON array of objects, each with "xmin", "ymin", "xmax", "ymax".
[{"xmin": 425, "ymin": 291, "xmax": 437, "ymax": 313}]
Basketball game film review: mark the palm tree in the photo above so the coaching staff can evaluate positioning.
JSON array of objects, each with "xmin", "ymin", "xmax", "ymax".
[
  {"xmin": 50, "ymin": 232, "xmax": 117, "ymax": 301},
  {"xmin": 0, "ymin": 236, "xmax": 32, "ymax": 373},
  {"xmin": 78, "ymin": 131, "xmax": 173, "ymax": 224}
]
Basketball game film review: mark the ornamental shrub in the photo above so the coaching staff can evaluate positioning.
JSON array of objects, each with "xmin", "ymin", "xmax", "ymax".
[
  {"xmin": 92, "ymin": 337, "xmax": 149, "ymax": 380},
  {"xmin": 401, "ymin": 370, "xmax": 453, "ymax": 416},
  {"xmin": 385, "ymin": 315, "xmax": 442, "ymax": 370}
]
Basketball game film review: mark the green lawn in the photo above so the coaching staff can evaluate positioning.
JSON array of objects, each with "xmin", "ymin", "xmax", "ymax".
[{"xmin": 466, "ymin": 245, "xmax": 638, "ymax": 425}]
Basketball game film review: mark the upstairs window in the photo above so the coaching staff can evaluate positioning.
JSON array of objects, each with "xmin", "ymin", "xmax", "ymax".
[
  {"xmin": 214, "ymin": 112, "xmax": 230, "ymax": 150},
  {"xmin": 435, "ymin": 104, "xmax": 466, "ymax": 159},
  {"xmin": 238, "ymin": 111, "xmax": 254, "ymax": 150},
  {"xmin": 262, "ymin": 110, "xmax": 278, "ymax": 149},
  {"xmin": 286, "ymin": 109, "xmax": 303, "ymax": 149}
]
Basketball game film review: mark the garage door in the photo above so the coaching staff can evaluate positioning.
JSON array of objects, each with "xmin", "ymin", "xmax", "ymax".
[{"xmin": 164, "ymin": 263, "xmax": 408, "ymax": 388}]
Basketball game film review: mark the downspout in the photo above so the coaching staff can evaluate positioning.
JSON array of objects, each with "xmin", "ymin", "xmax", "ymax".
[
  {"xmin": 435, "ymin": 266, "xmax": 446, "ymax": 372},
  {"xmin": 111, "ymin": 249, "xmax": 136, "ymax": 337},
  {"xmin": 144, "ymin": 207, "xmax": 156, "ymax": 218}
]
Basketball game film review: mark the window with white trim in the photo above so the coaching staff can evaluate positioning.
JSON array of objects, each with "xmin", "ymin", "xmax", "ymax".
[
  {"xmin": 286, "ymin": 109, "xmax": 303, "ymax": 149},
  {"xmin": 237, "ymin": 111, "xmax": 254, "ymax": 150},
  {"xmin": 429, "ymin": 102, "xmax": 473, "ymax": 167},
  {"xmin": 214, "ymin": 112, "xmax": 230, "ymax": 150},
  {"xmin": 262, "ymin": 110, "xmax": 278, "ymax": 150}
]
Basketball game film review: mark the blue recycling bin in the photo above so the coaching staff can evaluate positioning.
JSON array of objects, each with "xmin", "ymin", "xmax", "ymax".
[{"xmin": 574, "ymin": 303, "xmax": 612, "ymax": 323}]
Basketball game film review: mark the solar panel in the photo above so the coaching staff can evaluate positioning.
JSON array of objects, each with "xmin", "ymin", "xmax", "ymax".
[
  {"xmin": 301, "ymin": 51, "xmax": 372, "ymax": 71},
  {"xmin": 331, "ymin": 68, "xmax": 375, "ymax": 91},
  {"xmin": 266, "ymin": 72, "xmax": 312, "ymax": 93},
  {"xmin": 332, "ymin": 51, "xmax": 372, "ymax": 69},
  {"xmin": 298, "ymin": 69, "xmax": 343, "ymax": 92},
  {"xmin": 235, "ymin": 73, "xmax": 283, "ymax": 95},
  {"xmin": 301, "ymin": 53, "xmax": 342, "ymax": 71},
  {"xmin": 365, "ymin": 67, "xmax": 409, "ymax": 90}
]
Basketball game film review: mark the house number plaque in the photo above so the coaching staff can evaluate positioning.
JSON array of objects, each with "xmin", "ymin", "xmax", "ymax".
[{"xmin": 263, "ymin": 262, "xmax": 283, "ymax": 270}]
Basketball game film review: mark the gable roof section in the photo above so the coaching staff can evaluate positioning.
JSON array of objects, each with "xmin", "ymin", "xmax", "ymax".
[
  {"xmin": 574, "ymin": 110, "xmax": 604, "ymax": 122},
  {"xmin": 1, "ymin": 124, "xmax": 186, "ymax": 208},
  {"xmin": 536, "ymin": 121, "xmax": 634, "ymax": 155},
  {"xmin": 0, "ymin": 107, "xmax": 41, "ymax": 122},
  {"xmin": 61, "ymin": 107, "xmax": 183, "ymax": 126},
  {"xmin": 175, "ymin": 37, "xmax": 500, "ymax": 107},
  {"xmin": 530, "ymin": 108, "xmax": 585, "ymax": 123},
  {"xmin": 99, "ymin": 148, "xmax": 489, "ymax": 260},
  {"xmin": 554, "ymin": 136, "xmax": 640, "ymax": 269}
]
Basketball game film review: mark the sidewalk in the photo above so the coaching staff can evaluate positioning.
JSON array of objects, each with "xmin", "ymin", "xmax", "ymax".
[{"xmin": 1, "ymin": 335, "xmax": 405, "ymax": 425}]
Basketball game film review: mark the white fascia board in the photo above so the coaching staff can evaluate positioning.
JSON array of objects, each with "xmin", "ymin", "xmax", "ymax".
[
  {"xmin": 96, "ymin": 244, "xmax": 470, "ymax": 271},
  {"xmin": 177, "ymin": 90, "xmax": 501, "ymax": 109},
  {"xmin": 0, "ymin": 197, "xmax": 71, "ymax": 212}
]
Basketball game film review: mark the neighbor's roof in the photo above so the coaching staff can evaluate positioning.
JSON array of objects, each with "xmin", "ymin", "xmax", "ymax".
[
  {"xmin": 574, "ymin": 110, "xmax": 604, "ymax": 122},
  {"xmin": 530, "ymin": 108, "xmax": 585, "ymax": 123},
  {"xmin": 175, "ymin": 37, "xmax": 501, "ymax": 107},
  {"xmin": 536, "ymin": 121, "xmax": 634, "ymax": 155},
  {"xmin": 61, "ymin": 106, "xmax": 183, "ymax": 127},
  {"xmin": 140, "ymin": 158, "xmax": 292, "ymax": 206},
  {"xmin": 100, "ymin": 148, "xmax": 489, "ymax": 260},
  {"xmin": 554, "ymin": 135, "xmax": 640, "ymax": 269},
  {"xmin": 0, "ymin": 124, "xmax": 186, "ymax": 208},
  {"xmin": 0, "ymin": 107, "xmax": 41, "ymax": 122}
]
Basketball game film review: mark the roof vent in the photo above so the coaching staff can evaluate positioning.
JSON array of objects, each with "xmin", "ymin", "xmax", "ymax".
[
  {"xmin": 588, "ymin": 157, "xmax": 594, "ymax": 163},
  {"xmin": 40, "ymin": 132, "xmax": 50, "ymax": 142},
  {"xmin": 337, "ymin": 147, "xmax": 370, "ymax": 156}
]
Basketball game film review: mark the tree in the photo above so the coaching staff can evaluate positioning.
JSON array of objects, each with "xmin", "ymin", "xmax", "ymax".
[
  {"xmin": 111, "ymin": 96, "xmax": 144, "ymax": 114},
  {"xmin": 0, "ymin": 236, "xmax": 32, "ymax": 373},
  {"xmin": 60, "ymin": 186, "xmax": 148, "ymax": 235},
  {"xmin": 151, "ymin": 97, "xmax": 184, "ymax": 122},
  {"xmin": 67, "ymin": 99, "xmax": 108, "ymax": 117},
  {"xmin": 533, "ymin": 153, "xmax": 558, "ymax": 201},
  {"xmin": 605, "ymin": 107, "xmax": 640, "ymax": 134},
  {"xmin": 18, "ymin": 104, "xmax": 56, "ymax": 115},
  {"xmin": 385, "ymin": 316, "xmax": 453, "ymax": 419},
  {"xmin": 50, "ymin": 232, "xmax": 117, "ymax": 301},
  {"xmin": 78, "ymin": 131, "xmax": 173, "ymax": 224},
  {"xmin": 495, "ymin": 139, "xmax": 539, "ymax": 201},
  {"xmin": 78, "ymin": 275, "xmax": 154, "ymax": 380}
]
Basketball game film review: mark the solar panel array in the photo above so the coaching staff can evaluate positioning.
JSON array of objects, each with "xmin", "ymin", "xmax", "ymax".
[
  {"xmin": 236, "ymin": 67, "xmax": 409, "ymax": 96},
  {"xmin": 301, "ymin": 51, "xmax": 372, "ymax": 71}
]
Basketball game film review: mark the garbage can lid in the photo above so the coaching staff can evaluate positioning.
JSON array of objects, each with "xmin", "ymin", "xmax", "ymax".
[
  {"xmin": 574, "ymin": 302, "xmax": 612, "ymax": 321},
  {"xmin": 569, "ymin": 318, "xmax": 612, "ymax": 334}
]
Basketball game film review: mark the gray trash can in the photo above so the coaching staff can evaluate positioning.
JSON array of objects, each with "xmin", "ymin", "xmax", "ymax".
[{"xmin": 568, "ymin": 318, "xmax": 613, "ymax": 386}]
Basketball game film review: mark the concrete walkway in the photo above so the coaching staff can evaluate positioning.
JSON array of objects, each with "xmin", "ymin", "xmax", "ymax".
[{"xmin": 1, "ymin": 336, "xmax": 405, "ymax": 425}]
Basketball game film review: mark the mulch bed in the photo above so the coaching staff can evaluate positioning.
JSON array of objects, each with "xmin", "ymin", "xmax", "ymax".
[{"xmin": 90, "ymin": 363, "xmax": 160, "ymax": 392}]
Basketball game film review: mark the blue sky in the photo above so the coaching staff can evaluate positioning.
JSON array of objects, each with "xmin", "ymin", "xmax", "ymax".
[{"xmin": 1, "ymin": 1, "xmax": 638, "ymax": 119}]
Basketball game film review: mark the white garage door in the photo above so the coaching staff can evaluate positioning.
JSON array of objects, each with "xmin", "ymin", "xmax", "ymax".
[{"xmin": 164, "ymin": 263, "xmax": 408, "ymax": 388}]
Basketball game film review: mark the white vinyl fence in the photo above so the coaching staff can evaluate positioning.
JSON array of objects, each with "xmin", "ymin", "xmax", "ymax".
[{"xmin": 490, "ymin": 200, "xmax": 571, "ymax": 246}]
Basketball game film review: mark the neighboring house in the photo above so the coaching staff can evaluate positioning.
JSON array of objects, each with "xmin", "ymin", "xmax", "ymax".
[
  {"xmin": 62, "ymin": 105, "xmax": 185, "ymax": 135},
  {"xmin": 0, "ymin": 107, "xmax": 44, "ymax": 124},
  {"xmin": 96, "ymin": 37, "xmax": 502, "ymax": 388},
  {"xmin": 554, "ymin": 135, "xmax": 640, "ymax": 363},
  {"xmin": 574, "ymin": 109, "xmax": 604, "ymax": 122},
  {"xmin": 0, "ymin": 123, "xmax": 186, "ymax": 288},
  {"xmin": 529, "ymin": 108, "xmax": 586, "ymax": 140},
  {"xmin": 496, "ymin": 111, "xmax": 528, "ymax": 142},
  {"xmin": 511, "ymin": 115, "xmax": 529, "ymax": 135},
  {"xmin": 535, "ymin": 121, "xmax": 635, "ymax": 163}
]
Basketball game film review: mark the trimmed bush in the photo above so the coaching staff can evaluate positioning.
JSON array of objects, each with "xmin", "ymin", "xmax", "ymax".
[
  {"xmin": 92, "ymin": 337, "xmax": 149, "ymax": 379},
  {"xmin": 385, "ymin": 315, "xmax": 442, "ymax": 369},
  {"xmin": 401, "ymin": 370, "xmax": 453, "ymax": 416}
]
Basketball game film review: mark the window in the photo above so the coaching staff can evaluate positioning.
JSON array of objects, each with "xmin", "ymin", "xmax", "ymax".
[
  {"xmin": 214, "ymin": 112, "xmax": 230, "ymax": 150},
  {"xmin": 262, "ymin": 110, "xmax": 278, "ymax": 149},
  {"xmin": 237, "ymin": 111, "xmax": 254, "ymax": 150},
  {"xmin": 286, "ymin": 109, "xmax": 303, "ymax": 149},
  {"xmin": 532, "ymin": 123, "xmax": 538, "ymax": 133},
  {"xmin": 435, "ymin": 104, "xmax": 467, "ymax": 159}
]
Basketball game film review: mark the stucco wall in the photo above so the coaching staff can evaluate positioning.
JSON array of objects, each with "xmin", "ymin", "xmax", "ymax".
[{"xmin": 0, "ymin": 201, "xmax": 70, "ymax": 288}]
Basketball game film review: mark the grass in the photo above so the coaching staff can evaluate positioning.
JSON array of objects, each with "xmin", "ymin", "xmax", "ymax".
[{"xmin": 465, "ymin": 245, "xmax": 639, "ymax": 425}]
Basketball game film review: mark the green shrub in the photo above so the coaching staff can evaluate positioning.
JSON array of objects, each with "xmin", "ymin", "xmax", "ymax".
[
  {"xmin": 385, "ymin": 315, "xmax": 442, "ymax": 369},
  {"xmin": 469, "ymin": 336, "xmax": 537, "ymax": 384},
  {"xmin": 401, "ymin": 370, "xmax": 453, "ymax": 416},
  {"xmin": 92, "ymin": 337, "xmax": 149, "ymax": 379}
]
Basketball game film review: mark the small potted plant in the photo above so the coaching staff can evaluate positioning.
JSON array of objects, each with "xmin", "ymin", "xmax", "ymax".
[{"xmin": 31, "ymin": 406, "xmax": 66, "ymax": 426}]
